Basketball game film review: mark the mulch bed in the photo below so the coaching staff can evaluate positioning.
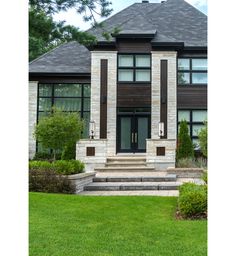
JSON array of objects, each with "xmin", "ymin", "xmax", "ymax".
[{"xmin": 176, "ymin": 210, "xmax": 207, "ymax": 220}]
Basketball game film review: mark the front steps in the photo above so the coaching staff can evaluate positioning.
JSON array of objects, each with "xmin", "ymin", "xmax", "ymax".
[
  {"xmin": 95, "ymin": 156, "xmax": 155, "ymax": 172},
  {"xmin": 82, "ymin": 156, "xmax": 182, "ymax": 195}
]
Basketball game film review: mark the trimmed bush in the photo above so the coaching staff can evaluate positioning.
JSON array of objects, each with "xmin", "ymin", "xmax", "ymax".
[
  {"xmin": 202, "ymin": 171, "xmax": 208, "ymax": 184},
  {"xmin": 178, "ymin": 183, "xmax": 207, "ymax": 218},
  {"xmin": 198, "ymin": 122, "xmax": 207, "ymax": 157},
  {"xmin": 29, "ymin": 169, "xmax": 75, "ymax": 194},
  {"xmin": 61, "ymin": 142, "xmax": 76, "ymax": 160},
  {"xmin": 176, "ymin": 120, "xmax": 194, "ymax": 160},
  {"xmin": 29, "ymin": 160, "xmax": 85, "ymax": 175}
]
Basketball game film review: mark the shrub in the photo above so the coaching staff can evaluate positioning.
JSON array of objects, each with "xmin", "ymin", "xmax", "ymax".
[
  {"xmin": 178, "ymin": 183, "xmax": 207, "ymax": 218},
  {"xmin": 176, "ymin": 120, "xmax": 194, "ymax": 160},
  {"xmin": 29, "ymin": 160, "xmax": 85, "ymax": 175},
  {"xmin": 33, "ymin": 152, "xmax": 61, "ymax": 161},
  {"xmin": 202, "ymin": 171, "xmax": 208, "ymax": 184},
  {"xmin": 198, "ymin": 122, "xmax": 207, "ymax": 157},
  {"xmin": 61, "ymin": 142, "xmax": 76, "ymax": 160},
  {"xmin": 34, "ymin": 108, "xmax": 83, "ymax": 160},
  {"xmin": 29, "ymin": 169, "xmax": 75, "ymax": 194},
  {"xmin": 176, "ymin": 157, "xmax": 207, "ymax": 168}
]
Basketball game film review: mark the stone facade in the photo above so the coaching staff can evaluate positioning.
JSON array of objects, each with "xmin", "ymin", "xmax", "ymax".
[
  {"xmin": 146, "ymin": 51, "xmax": 177, "ymax": 170},
  {"xmin": 76, "ymin": 51, "xmax": 117, "ymax": 170},
  {"xmin": 29, "ymin": 81, "xmax": 38, "ymax": 159}
]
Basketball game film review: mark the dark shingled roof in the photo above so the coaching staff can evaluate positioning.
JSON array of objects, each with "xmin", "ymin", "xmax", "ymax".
[{"xmin": 29, "ymin": 0, "xmax": 207, "ymax": 74}]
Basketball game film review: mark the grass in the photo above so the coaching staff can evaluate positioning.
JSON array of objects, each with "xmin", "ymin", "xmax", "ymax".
[{"xmin": 29, "ymin": 193, "xmax": 207, "ymax": 256}]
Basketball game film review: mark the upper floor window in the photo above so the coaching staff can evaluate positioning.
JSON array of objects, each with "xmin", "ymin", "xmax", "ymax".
[
  {"xmin": 178, "ymin": 58, "xmax": 207, "ymax": 85},
  {"xmin": 118, "ymin": 54, "xmax": 151, "ymax": 82}
]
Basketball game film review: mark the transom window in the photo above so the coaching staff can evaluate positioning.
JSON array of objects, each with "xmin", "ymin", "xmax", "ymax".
[
  {"xmin": 177, "ymin": 109, "xmax": 207, "ymax": 150},
  {"xmin": 37, "ymin": 83, "xmax": 90, "ymax": 147},
  {"xmin": 118, "ymin": 54, "xmax": 151, "ymax": 82},
  {"xmin": 178, "ymin": 58, "xmax": 207, "ymax": 85}
]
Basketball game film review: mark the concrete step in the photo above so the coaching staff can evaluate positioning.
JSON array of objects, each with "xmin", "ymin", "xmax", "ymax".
[
  {"xmin": 105, "ymin": 162, "xmax": 146, "ymax": 167},
  {"xmin": 95, "ymin": 167, "xmax": 155, "ymax": 172},
  {"xmin": 93, "ymin": 174, "xmax": 177, "ymax": 183},
  {"xmin": 84, "ymin": 182, "xmax": 181, "ymax": 191},
  {"xmin": 106, "ymin": 157, "xmax": 146, "ymax": 163},
  {"xmin": 79, "ymin": 190, "xmax": 179, "ymax": 196}
]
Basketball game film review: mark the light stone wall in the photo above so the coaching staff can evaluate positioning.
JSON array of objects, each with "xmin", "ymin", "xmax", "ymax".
[
  {"xmin": 148, "ymin": 51, "xmax": 177, "ymax": 169},
  {"xmin": 29, "ymin": 81, "xmax": 38, "ymax": 159},
  {"xmin": 76, "ymin": 139, "xmax": 107, "ymax": 172},
  {"xmin": 77, "ymin": 51, "xmax": 117, "ymax": 169}
]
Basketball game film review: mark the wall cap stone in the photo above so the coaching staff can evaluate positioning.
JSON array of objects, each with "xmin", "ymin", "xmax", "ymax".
[{"xmin": 67, "ymin": 172, "xmax": 96, "ymax": 180}]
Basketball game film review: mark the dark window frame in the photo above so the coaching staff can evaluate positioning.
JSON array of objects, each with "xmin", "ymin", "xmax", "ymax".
[
  {"xmin": 178, "ymin": 57, "xmax": 207, "ymax": 86},
  {"xmin": 177, "ymin": 109, "xmax": 207, "ymax": 150},
  {"xmin": 117, "ymin": 53, "xmax": 151, "ymax": 83},
  {"xmin": 36, "ymin": 83, "xmax": 91, "ymax": 153}
]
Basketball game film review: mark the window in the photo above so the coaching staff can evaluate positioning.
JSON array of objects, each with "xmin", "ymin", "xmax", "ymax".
[
  {"xmin": 177, "ymin": 109, "xmax": 207, "ymax": 150},
  {"xmin": 178, "ymin": 58, "xmax": 207, "ymax": 85},
  {"xmin": 37, "ymin": 83, "xmax": 91, "ymax": 152},
  {"xmin": 118, "ymin": 54, "xmax": 151, "ymax": 82}
]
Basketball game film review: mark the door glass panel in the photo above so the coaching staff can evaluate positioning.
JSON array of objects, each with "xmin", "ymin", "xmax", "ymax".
[
  {"xmin": 138, "ymin": 117, "xmax": 148, "ymax": 150},
  {"xmin": 121, "ymin": 117, "xmax": 131, "ymax": 150}
]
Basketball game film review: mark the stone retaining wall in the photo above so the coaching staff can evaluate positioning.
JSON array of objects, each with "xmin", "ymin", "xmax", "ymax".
[
  {"xmin": 67, "ymin": 172, "xmax": 96, "ymax": 194},
  {"xmin": 167, "ymin": 167, "xmax": 204, "ymax": 178}
]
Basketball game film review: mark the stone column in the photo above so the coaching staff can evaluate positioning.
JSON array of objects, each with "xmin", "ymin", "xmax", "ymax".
[
  {"xmin": 90, "ymin": 51, "xmax": 117, "ymax": 155},
  {"xmin": 29, "ymin": 81, "xmax": 38, "ymax": 159}
]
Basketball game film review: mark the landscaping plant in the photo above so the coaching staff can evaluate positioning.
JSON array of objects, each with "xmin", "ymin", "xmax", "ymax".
[
  {"xmin": 34, "ymin": 107, "xmax": 84, "ymax": 160},
  {"xmin": 176, "ymin": 120, "xmax": 194, "ymax": 160},
  {"xmin": 198, "ymin": 121, "xmax": 207, "ymax": 157}
]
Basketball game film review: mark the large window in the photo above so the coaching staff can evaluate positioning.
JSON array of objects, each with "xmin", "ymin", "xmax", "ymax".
[
  {"xmin": 37, "ymin": 83, "xmax": 90, "ymax": 152},
  {"xmin": 178, "ymin": 58, "xmax": 207, "ymax": 85},
  {"xmin": 118, "ymin": 54, "xmax": 151, "ymax": 82},
  {"xmin": 177, "ymin": 109, "xmax": 207, "ymax": 150}
]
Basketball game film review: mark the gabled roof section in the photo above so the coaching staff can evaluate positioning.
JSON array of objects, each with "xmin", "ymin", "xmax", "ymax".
[
  {"xmin": 29, "ymin": 0, "xmax": 207, "ymax": 74},
  {"xmin": 29, "ymin": 41, "xmax": 91, "ymax": 74}
]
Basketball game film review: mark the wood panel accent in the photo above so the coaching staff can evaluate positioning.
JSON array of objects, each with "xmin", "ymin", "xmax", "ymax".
[
  {"xmin": 177, "ymin": 86, "xmax": 207, "ymax": 109},
  {"xmin": 117, "ymin": 84, "xmax": 151, "ymax": 107},
  {"xmin": 86, "ymin": 147, "xmax": 95, "ymax": 156},
  {"xmin": 100, "ymin": 59, "xmax": 108, "ymax": 139},
  {"xmin": 156, "ymin": 147, "xmax": 165, "ymax": 156},
  {"xmin": 117, "ymin": 40, "xmax": 151, "ymax": 53},
  {"xmin": 160, "ymin": 60, "xmax": 168, "ymax": 139},
  {"xmin": 29, "ymin": 75, "xmax": 91, "ymax": 84}
]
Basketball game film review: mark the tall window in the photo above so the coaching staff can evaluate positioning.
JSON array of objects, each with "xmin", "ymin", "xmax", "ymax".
[
  {"xmin": 178, "ymin": 58, "xmax": 207, "ymax": 85},
  {"xmin": 37, "ymin": 83, "xmax": 90, "ymax": 151},
  {"xmin": 177, "ymin": 109, "xmax": 207, "ymax": 150},
  {"xmin": 118, "ymin": 54, "xmax": 151, "ymax": 82}
]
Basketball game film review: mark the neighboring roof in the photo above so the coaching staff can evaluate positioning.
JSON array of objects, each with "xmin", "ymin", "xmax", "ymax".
[
  {"xmin": 29, "ymin": 41, "xmax": 91, "ymax": 74},
  {"xmin": 29, "ymin": 0, "xmax": 207, "ymax": 74}
]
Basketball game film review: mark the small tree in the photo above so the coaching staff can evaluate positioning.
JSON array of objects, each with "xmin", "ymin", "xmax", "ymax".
[
  {"xmin": 176, "ymin": 120, "xmax": 194, "ymax": 160},
  {"xmin": 198, "ymin": 122, "xmax": 207, "ymax": 157},
  {"xmin": 34, "ymin": 108, "xmax": 84, "ymax": 160}
]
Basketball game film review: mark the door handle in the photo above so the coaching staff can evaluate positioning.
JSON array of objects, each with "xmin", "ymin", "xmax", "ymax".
[
  {"xmin": 135, "ymin": 133, "xmax": 137, "ymax": 143},
  {"xmin": 132, "ymin": 133, "xmax": 134, "ymax": 143}
]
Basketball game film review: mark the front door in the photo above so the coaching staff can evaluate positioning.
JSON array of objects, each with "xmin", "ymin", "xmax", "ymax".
[{"xmin": 117, "ymin": 114, "xmax": 150, "ymax": 153}]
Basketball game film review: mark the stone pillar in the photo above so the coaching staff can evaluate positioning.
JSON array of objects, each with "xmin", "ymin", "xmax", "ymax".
[
  {"xmin": 90, "ymin": 51, "xmax": 117, "ymax": 156},
  {"xmin": 147, "ymin": 51, "xmax": 177, "ymax": 170},
  {"xmin": 29, "ymin": 81, "xmax": 38, "ymax": 159}
]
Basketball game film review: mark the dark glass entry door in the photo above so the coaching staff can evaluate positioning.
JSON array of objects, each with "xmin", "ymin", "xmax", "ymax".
[{"xmin": 117, "ymin": 114, "xmax": 150, "ymax": 153}]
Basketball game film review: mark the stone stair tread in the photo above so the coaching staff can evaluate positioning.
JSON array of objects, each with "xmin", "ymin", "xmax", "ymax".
[
  {"xmin": 95, "ymin": 167, "xmax": 155, "ymax": 170},
  {"xmin": 79, "ymin": 191, "xmax": 179, "ymax": 196},
  {"xmin": 86, "ymin": 182, "xmax": 181, "ymax": 186}
]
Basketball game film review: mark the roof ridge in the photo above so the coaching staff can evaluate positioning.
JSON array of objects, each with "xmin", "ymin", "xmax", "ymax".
[{"xmin": 29, "ymin": 41, "xmax": 74, "ymax": 65}]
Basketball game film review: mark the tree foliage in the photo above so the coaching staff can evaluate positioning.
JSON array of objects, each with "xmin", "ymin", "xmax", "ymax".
[
  {"xmin": 176, "ymin": 120, "xmax": 194, "ymax": 160},
  {"xmin": 198, "ymin": 122, "xmax": 207, "ymax": 157},
  {"xmin": 34, "ymin": 108, "xmax": 84, "ymax": 160},
  {"xmin": 29, "ymin": 0, "xmax": 113, "ymax": 61}
]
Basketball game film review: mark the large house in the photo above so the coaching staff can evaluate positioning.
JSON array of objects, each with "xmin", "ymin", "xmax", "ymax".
[{"xmin": 29, "ymin": 0, "xmax": 207, "ymax": 171}]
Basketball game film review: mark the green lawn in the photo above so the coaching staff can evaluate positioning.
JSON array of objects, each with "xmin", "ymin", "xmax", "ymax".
[{"xmin": 29, "ymin": 193, "xmax": 207, "ymax": 256}]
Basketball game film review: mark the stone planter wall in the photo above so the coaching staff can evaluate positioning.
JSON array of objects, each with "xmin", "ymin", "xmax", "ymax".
[
  {"xmin": 167, "ymin": 167, "xmax": 204, "ymax": 178},
  {"xmin": 67, "ymin": 172, "xmax": 96, "ymax": 194}
]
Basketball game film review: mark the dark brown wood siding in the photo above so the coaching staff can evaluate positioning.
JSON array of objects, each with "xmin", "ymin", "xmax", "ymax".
[
  {"xmin": 160, "ymin": 60, "xmax": 168, "ymax": 139},
  {"xmin": 100, "ymin": 59, "xmax": 108, "ymax": 139},
  {"xmin": 29, "ymin": 75, "xmax": 90, "ymax": 84},
  {"xmin": 117, "ymin": 41, "xmax": 151, "ymax": 53},
  {"xmin": 177, "ymin": 86, "xmax": 207, "ymax": 109},
  {"xmin": 117, "ymin": 84, "xmax": 151, "ymax": 107}
]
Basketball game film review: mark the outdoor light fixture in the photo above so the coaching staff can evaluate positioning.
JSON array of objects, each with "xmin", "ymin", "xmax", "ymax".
[
  {"xmin": 89, "ymin": 120, "xmax": 96, "ymax": 139},
  {"xmin": 158, "ymin": 122, "xmax": 164, "ymax": 138}
]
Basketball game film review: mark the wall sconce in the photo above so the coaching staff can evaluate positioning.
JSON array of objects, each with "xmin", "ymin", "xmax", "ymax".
[
  {"xmin": 158, "ymin": 122, "xmax": 164, "ymax": 138},
  {"xmin": 89, "ymin": 120, "xmax": 96, "ymax": 139}
]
